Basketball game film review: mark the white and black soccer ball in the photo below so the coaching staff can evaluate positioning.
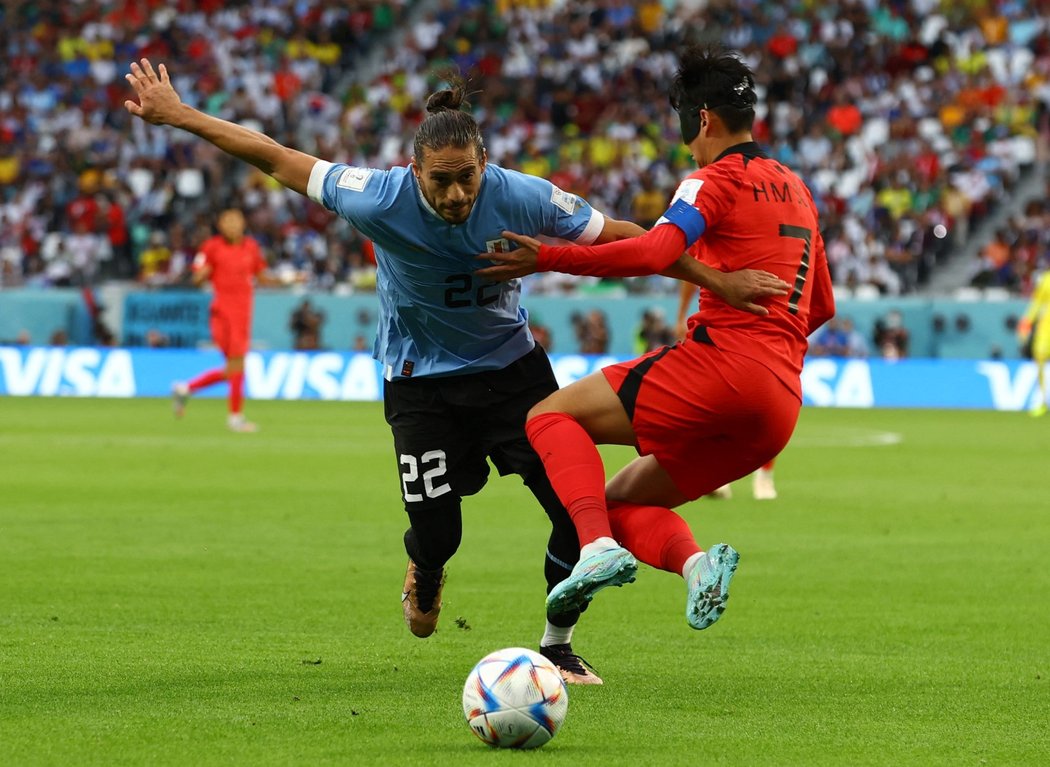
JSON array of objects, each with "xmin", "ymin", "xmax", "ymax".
[{"xmin": 462, "ymin": 647, "xmax": 568, "ymax": 749}]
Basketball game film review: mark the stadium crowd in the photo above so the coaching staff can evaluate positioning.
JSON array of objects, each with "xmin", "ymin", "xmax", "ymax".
[{"xmin": 0, "ymin": 0, "xmax": 1048, "ymax": 301}]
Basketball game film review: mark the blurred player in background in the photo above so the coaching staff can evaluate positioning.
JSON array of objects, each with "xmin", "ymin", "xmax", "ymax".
[
  {"xmin": 172, "ymin": 208, "xmax": 282, "ymax": 433},
  {"xmin": 678, "ymin": 281, "xmax": 779, "ymax": 501},
  {"xmin": 478, "ymin": 47, "xmax": 833, "ymax": 630},
  {"xmin": 1018, "ymin": 270, "xmax": 1050, "ymax": 417},
  {"xmin": 125, "ymin": 57, "xmax": 787, "ymax": 683}
]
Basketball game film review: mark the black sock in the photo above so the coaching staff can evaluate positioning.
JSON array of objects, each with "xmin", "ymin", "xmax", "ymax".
[{"xmin": 404, "ymin": 498, "xmax": 462, "ymax": 571}]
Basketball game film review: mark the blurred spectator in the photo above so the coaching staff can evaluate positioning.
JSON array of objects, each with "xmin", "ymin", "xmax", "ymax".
[
  {"xmin": 145, "ymin": 329, "xmax": 169, "ymax": 348},
  {"xmin": 290, "ymin": 298, "xmax": 325, "ymax": 350},
  {"xmin": 631, "ymin": 172, "xmax": 669, "ymax": 229},
  {"xmin": 636, "ymin": 306, "xmax": 674, "ymax": 353},
  {"xmin": 810, "ymin": 316, "xmax": 869, "ymax": 358},
  {"xmin": 529, "ymin": 319, "xmax": 553, "ymax": 352},
  {"xmin": 971, "ymin": 228, "xmax": 1014, "ymax": 288},
  {"xmin": 3, "ymin": 330, "xmax": 32, "ymax": 345},
  {"xmin": 138, "ymin": 232, "xmax": 172, "ymax": 286},
  {"xmin": 573, "ymin": 309, "xmax": 610, "ymax": 355},
  {"xmin": 874, "ymin": 310, "xmax": 910, "ymax": 359}
]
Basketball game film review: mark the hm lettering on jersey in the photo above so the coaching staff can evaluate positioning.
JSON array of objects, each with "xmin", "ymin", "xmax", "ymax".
[{"xmin": 751, "ymin": 177, "xmax": 809, "ymax": 208}]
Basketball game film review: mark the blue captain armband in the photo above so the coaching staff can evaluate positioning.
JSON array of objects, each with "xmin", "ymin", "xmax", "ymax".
[{"xmin": 655, "ymin": 199, "xmax": 707, "ymax": 248}]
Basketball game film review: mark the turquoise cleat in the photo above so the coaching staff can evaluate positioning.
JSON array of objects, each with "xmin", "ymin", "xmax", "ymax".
[
  {"xmin": 686, "ymin": 543, "xmax": 740, "ymax": 630},
  {"xmin": 545, "ymin": 546, "xmax": 638, "ymax": 614}
]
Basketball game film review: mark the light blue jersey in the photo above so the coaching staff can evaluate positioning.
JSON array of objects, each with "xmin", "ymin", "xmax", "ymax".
[{"xmin": 308, "ymin": 161, "xmax": 604, "ymax": 380}]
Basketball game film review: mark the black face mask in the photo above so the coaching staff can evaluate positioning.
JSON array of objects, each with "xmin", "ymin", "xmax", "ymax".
[
  {"xmin": 670, "ymin": 93, "xmax": 702, "ymax": 145},
  {"xmin": 676, "ymin": 103, "xmax": 702, "ymax": 145},
  {"xmin": 670, "ymin": 77, "xmax": 755, "ymax": 145}
]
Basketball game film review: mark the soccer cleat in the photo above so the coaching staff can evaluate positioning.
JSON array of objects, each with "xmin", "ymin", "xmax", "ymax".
[
  {"xmin": 227, "ymin": 414, "xmax": 259, "ymax": 433},
  {"xmin": 540, "ymin": 643, "xmax": 603, "ymax": 686},
  {"xmin": 401, "ymin": 558, "xmax": 445, "ymax": 638},
  {"xmin": 171, "ymin": 382, "xmax": 189, "ymax": 418},
  {"xmin": 753, "ymin": 467, "xmax": 777, "ymax": 500},
  {"xmin": 1030, "ymin": 402, "xmax": 1048, "ymax": 418},
  {"xmin": 709, "ymin": 483, "xmax": 733, "ymax": 500},
  {"xmin": 685, "ymin": 543, "xmax": 740, "ymax": 630},
  {"xmin": 545, "ymin": 545, "xmax": 637, "ymax": 614}
]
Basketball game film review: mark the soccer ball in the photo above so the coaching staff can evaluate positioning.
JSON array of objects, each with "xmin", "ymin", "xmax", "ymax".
[{"xmin": 462, "ymin": 647, "xmax": 568, "ymax": 749}]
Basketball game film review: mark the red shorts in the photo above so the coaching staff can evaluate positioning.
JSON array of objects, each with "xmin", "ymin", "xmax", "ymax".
[
  {"xmin": 602, "ymin": 338, "xmax": 800, "ymax": 500},
  {"xmin": 209, "ymin": 307, "xmax": 251, "ymax": 357}
]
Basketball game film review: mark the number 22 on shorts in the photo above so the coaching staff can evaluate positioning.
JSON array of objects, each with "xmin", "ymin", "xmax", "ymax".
[{"xmin": 399, "ymin": 450, "xmax": 452, "ymax": 502}]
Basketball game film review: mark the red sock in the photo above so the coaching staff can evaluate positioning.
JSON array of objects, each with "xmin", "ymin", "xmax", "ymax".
[
  {"xmin": 188, "ymin": 368, "xmax": 226, "ymax": 393},
  {"xmin": 228, "ymin": 371, "xmax": 244, "ymax": 415},
  {"xmin": 608, "ymin": 501, "xmax": 701, "ymax": 575},
  {"xmin": 525, "ymin": 411, "xmax": 612, "ymax": 546}
]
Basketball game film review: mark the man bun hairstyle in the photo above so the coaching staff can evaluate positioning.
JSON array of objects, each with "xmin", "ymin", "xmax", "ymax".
[
  {"xmin": 413, "ymin": 71, "xmax": 485, "ymax": 161},
  {"xmin": 670, "ymin": 45, "xmax": 757, "ymax": 134}
]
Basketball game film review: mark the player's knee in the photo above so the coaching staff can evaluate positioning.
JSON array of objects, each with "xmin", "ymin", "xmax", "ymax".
[{"xmin": 526, "ymin": 397, "xmax": 560, "ymax": 422}]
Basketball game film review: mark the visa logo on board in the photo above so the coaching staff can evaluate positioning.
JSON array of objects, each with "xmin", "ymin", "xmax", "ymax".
[
  {"xmin": 800, "ymin": 359, "xmax": 875, "ymax": 408},
  {"xmin": 976, "ymin": 362, "xmax": 1042, "ymax": 411},
  {"xmin": 0, "ymin": 348, "xmax": 136, "ymax": 397},
  {"xmin": 245, "ymin": 352, "xmax": 380, "ymax": 401}
]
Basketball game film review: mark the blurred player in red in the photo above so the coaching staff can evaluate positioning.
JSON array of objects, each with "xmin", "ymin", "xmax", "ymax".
[
  {"xmin": 478, "ymin": 46, "xmax": 834, "ymax": 629},
  {"xmin": 172, "ymin": 208, "xmax": 277, "ymax": 432}
]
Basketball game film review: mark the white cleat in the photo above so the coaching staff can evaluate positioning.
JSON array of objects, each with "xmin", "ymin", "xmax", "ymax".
[
  {"xmin": 171, "ymin": 382, "xmax": 189, "ymax": 418},
  {"xmin": 708, "ymin": 484, "xmax": 733, "ymax": 500},
  {"xmin": 753, "ymin": 467, "xmax": 777, "ymax": 500},
  {"xmin": 227, "ymin": 414, "xmax": 259, "ymax": 433}
]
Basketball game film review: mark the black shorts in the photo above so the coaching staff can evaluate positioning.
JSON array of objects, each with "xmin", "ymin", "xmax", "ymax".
[{"xmin": 384, "ymin": 345, "xmax": 559, "ymax": 510}]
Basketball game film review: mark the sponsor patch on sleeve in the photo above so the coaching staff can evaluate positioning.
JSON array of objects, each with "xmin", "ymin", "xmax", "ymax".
[
  {"xmin": 336, "ymin": 167, "xmax": 374, "ymax": 192},
  {"xmin": 550, "ymin": 186, "xmax": 578, "ymax": 215},
  {"xmin": 670, "ymin": 178, "xmax": 704, "ymax": 206}
]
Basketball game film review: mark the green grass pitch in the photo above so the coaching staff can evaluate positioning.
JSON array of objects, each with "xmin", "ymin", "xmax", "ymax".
[{"xmin": 1, "ymin": 397, "xmax": 1047, "ymax": 766}]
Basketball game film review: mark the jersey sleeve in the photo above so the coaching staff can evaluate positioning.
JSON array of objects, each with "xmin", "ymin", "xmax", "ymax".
[
  {"xmin": 249, "ymin": 238, "xmax": 267, "ymax": 274},
  {"xmin": 537, "ymin": 222, "xmax": 687, "ymax": 277},
  {"xmin": 512, "ymin": 172, "xmax": 605, "ymax": 245},
  {"xmin": 192, "ymin": 237, "xmax": 214, "ymax": 274},
  {"xmin": 307, "ymin": 160, "xmax": 387, "ymax": 231},
  {"xmin": 806, "ymin": 230, "xmax": 836, "ymax": 335},
  {"xmin": 1024, "ymin": 273, "xmax": 1050, "ymax": 322},
  {"xmin": 653, "ymin": 168, "xmax": 735, "ymax": 249}
]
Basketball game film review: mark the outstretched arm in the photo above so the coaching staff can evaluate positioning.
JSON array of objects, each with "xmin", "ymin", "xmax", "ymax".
[
  {"xmin": 124, "ymin": 58, "xmax": 318, "ymax": 196},
  {"xmin": 593, "ymin": 216, "xmax": 647, "ymax": 243},
  {"xmin": 476, "ymin": 225, "xmax": 789, "ymax": 316}
]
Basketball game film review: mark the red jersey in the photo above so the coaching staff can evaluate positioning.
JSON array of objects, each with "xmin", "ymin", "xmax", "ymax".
[
  {"xmin": 681, "ymin": 143, "xmax": 835, "ymax": 387},
  {"xmin": 539, "ymin": 142, "xmax": 834, "ymax": 394},
  {"xmin": 194, "ymin": 235, "xmax": 266, "ymax": 313}
]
